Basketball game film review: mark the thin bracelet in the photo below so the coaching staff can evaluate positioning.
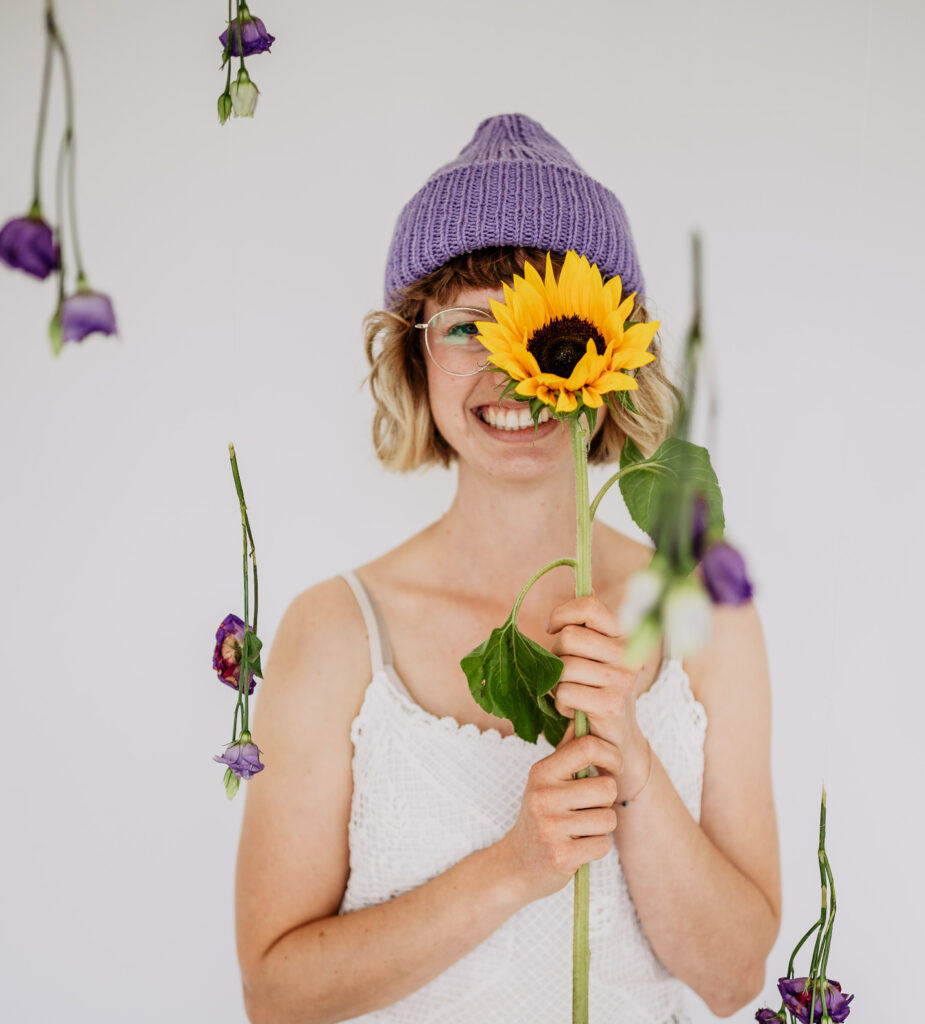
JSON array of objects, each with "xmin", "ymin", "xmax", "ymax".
[{"xmin": 619, "ymin": 742, "xmax": 653, "ymax": 807}]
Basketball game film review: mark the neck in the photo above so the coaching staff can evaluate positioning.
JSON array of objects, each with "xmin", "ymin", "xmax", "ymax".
[{"xmin": 428, "ymin": 455, "xmax": 587, "ymax": 608}]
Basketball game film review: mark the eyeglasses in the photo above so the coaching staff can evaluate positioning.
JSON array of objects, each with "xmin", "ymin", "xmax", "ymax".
[{"xmin": 414, "ymin": 307, "xmax": 495, "ymax": 377}]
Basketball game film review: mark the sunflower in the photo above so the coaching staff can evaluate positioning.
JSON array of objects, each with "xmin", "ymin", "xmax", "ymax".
[{"xmin": 476, "ymin": 251, "xmax": 659, "ymax": 416}]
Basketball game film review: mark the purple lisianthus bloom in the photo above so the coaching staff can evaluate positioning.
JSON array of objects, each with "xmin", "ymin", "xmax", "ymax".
[
  {"xmin": 220, "ymin": 6, "xmax": 275, "ymax": 57},
  {"xmin": 0, "ymin": 213, "xmax": 59, "ymax": 279},
  {"xmin": 60, "ymin": 289, "xmax": 117, "ymax": 343},
  {"xmin": 702, "ymin": 540, "xmax": 753, "ymax": 605},
  {"xmin": 779, "ymin": 977, "xmax": 854, "ymax": 1023},
  {"xmin": 755, "ymin": 1009, "xmax": 786, "ymax": 1023},
  {"xmin": 214, "ymin": 733, "xmax": 264, "ymax": 780},
  {"xmin": 213, "ymin": 613, "xmax": 256, "ymax": 694}
]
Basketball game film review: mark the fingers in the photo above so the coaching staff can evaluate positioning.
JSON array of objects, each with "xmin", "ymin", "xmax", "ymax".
[
  {"xmin": 547, "ymin": 595, "xmax": 621, "ymax": 639},
  {"xmin": 554, "ymin": 680, "xmax": 630, "ymax": 721},
  {"xmin": 534, "ymin": 732, "xmax": 623, "ymax": 782}
]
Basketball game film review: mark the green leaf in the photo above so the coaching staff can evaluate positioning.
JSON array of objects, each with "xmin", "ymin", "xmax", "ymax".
[
  {"xmin": 241, "ymin": 629, "xmax": 264, "ymax": 678},
  {"xmin": 619, "ymin": 436, "xmax": 725, "ymax": 548},
  {"xmin": 461, "ymin": 609, "xmax": 566, "ymax": 744},
  {"xmin": 583, "ymin": 404, "xmax": 597, "ymax": 437},
  {"xmin": 223, "ymin": 767, "xmax": 240, "ymax": 801}
]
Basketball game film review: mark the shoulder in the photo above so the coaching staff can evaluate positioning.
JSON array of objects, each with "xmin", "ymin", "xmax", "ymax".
[
  {"xmin": 255, "ymin": 575, "xmax": 373, "ymax": 749},
  {"xmin": 683, "ymin": 599, "xmax": 769, "ymax": 713}
]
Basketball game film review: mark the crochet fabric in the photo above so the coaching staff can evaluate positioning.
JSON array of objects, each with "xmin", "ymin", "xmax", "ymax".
[{"xmin": 337, "ymin": 577, "xmax": 707, "ymax": 1023}]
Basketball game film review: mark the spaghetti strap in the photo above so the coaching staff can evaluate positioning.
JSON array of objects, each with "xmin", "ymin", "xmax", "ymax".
[{"xmin": 340, "ymin": 571, "xmax": 393, "ymax": 674}]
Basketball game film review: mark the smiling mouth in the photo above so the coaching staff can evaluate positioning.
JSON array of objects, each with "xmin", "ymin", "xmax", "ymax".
[{"xmin": 475, "ymin": 404, "xmax": 553, "ymax": 431}]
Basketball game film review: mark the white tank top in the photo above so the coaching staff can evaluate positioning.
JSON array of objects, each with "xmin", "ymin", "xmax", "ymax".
[{"xmin": 338, "ymin": 571, "xmax": 708, "ymax": 1023}]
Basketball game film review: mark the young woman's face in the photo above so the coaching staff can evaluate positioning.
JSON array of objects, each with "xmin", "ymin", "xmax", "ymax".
[{"xmin": 421, "ymin": 285, "xmax": 577, "ymax": 482}]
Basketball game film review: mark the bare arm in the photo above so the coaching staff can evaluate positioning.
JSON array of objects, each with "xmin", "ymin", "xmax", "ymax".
[
  {"xmin": 549, "ymin": 597, "xmax": 781, "ymax": 1017},
  {"xmin": 236, "ymin": 578, "xmax": 625, "ymax": 1024}
]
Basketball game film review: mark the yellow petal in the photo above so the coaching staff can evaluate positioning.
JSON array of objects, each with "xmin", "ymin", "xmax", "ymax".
[
  {"xmin": 612, "ymin": 350, "xmax": 656, "ymax": 370},
  {"xmin": 593, "ymin": 370, "xmax": 639, "ymax": 392},
  {"xmin": 544, "ymin": 253, "xmax": 563, "ymax": 317},
  {"xmin": 555, "ymin": 388, "xmax": 578, "ymax": 414},
  {"xmin": 623, "ymin": 321, "xmax": 660, "ymax": 350},
  {"xmin": 476, "ymin": 321, "xmax": 515, "ymax": 355},
  {"xmin": 487, "ymin": 354, "xmax": 530, "ymax": 380},
  {"xmin": 515, "ymin": 378, "xmax": 542, "ymax": 397},
  {"xmin": 581, "ymin": 386, "xmax": 604, "ymax": 408}
]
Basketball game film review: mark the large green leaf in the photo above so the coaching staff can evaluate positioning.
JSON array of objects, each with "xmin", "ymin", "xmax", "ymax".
[
  {"xmin": 461, "ymin": 611, "xmax": 566, "ymax": 745},
  {"xmin": 619, "ymin": 437, "xmax": 725, "ymax": 553}
]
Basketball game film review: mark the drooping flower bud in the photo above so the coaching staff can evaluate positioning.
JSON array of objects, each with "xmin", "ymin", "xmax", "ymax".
[
  {"xmin": 754, "ymin": 1009, "xmax": 786, "ymax": 1023},
  {"xmin": 229, "ymin": 67, "xmax": 259, "ymax": 118},
  {"xmin": 60, "ymin": 286, "xmax": 117, "ymax": 343},
  {"xmin": 214, "ymin": 731, "xmax": 264, "ymax": 785},
  {"xmin": 662, "ymin": 577, "xmax": 713, "ymax": 657},
  {"xmin": 217, "ymin": 91, "xmax": 233, "ymax": 125},
  {"xmin": 702, "ymin": 540, "xmax": 753, "ymax": 605},
  {"xmin": 219, "ymin": 4, "xmax": 275, "ymax": 58},
  {"xmin": 620, "ymin": 560, "xmax": 669, "ymax": 633},
  {"xmin": 778, "ymin": 977, "xmax": 854, "ymax": 1023},
  {"xmin": 0, "ymin": 212, "xmax": 59, "ymax": 279},
  {"xmin": 213, "ymin": 613, "xmax": 256, "ymax": 694}
]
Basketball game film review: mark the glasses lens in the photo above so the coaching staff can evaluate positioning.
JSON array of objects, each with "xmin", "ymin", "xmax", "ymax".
[{"xmin": 426, "ymin": 308, "xmax": 493, "ymax": 375}]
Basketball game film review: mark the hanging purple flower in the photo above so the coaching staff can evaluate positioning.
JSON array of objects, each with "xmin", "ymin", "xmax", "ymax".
[
  {"xmin": 0, "ymin": 213, "xmax": 59, "ymax": 279},
  {"xmin": 214, "ymin": 733, "xmax": 264, "ymax": 780},
  {"xmin": 754, "ymin": 1009, "xmax": 786, "ymax": 1023},
  {"xmin": 59, "ymin": 288, "xmax": 117, "ymax": 343},
  {"xmin": 213, "ymin": 613, "xmax": 256, "ymax": 694},
  {"xmin": 779, "ymin": 977, "xmax": 854, "ymax": 1023},
  {"xmin": 220, "ymin": 5, "xmax": 275, "ymax": 57},
  {"xmin": 702, "ymin": 540, "xmax": 753, "ymax": 605}
]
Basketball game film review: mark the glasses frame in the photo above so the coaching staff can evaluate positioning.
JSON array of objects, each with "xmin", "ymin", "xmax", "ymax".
[{"xmin": 414, "ymin": 306, "xmax": 494, "ymax": 377}]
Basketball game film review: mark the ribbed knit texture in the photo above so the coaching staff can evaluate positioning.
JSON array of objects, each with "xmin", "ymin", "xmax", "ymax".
[
  {"xmin": 338, "ymin": 660, "xmax": 706, "ymax": 1023},
  {"xmin": 384, "ymin": 113, "xmax": 645, "ymax": 307}
]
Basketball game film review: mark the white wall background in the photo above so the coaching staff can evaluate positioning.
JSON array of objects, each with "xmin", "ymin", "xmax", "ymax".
[{"xmin": 1, "ymin": 0, "xmax": 921, "ymax": 1019}]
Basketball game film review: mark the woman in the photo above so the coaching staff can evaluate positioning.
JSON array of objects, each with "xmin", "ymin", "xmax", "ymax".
[{"xmin": 234, "ymin": 113, "xmax": 780, "ymax": 1023}]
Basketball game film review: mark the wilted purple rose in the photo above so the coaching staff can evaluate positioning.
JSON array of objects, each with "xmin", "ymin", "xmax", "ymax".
[
  {"xmin": 213, "ymin": 613, "xmax": 256, "ymax": 694},
  {"xmin": 702, "ymin": 540, "xmax": 753, "ymax": 605},
  {"xmin": 754, "ymin": 1009, "xmax": 786, "ymax": 1023},
  {"xmin": 0, "ymin": 213, "xmax": 59, "ymax": 279},
  {"xmin": 60, "ymin": 289, "xmax": 117, "ymax": 343},
  {"xmin": 779, "ymin": 977, "xmax": 854, "ymax": 1023},
  {"xmin": 220, "ymin": 9, "xmax": 275, "ymax": 56},
  {"xmin": 214, "ymin": 734, "xmax": 264, "ymax": 780}
]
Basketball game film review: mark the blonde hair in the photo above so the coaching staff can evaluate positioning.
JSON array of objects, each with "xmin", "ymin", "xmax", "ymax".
[{"xmin": 364, "ymin": 247, "xmax": 677, "ymax": 472}]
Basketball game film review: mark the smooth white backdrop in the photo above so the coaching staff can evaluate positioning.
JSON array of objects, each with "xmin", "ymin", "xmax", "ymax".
[{"xmin": 1, "ymin": 0, "xmax": 921, "ymax": 1020}]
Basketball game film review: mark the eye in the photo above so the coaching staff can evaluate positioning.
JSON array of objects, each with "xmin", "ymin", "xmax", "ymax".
[{"xmin": 445, "ymin": 321, "xmax": 480, "ymax": 342}]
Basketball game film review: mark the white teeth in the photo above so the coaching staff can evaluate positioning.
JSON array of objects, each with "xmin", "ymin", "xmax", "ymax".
[{"xmin": 479, "ymin": 405, "xmax": 552, "ymax": 430}]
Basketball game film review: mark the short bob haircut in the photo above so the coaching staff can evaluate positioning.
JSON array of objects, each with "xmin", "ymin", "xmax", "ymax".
[{"xmin": 365, "ymin": 247, "xmax": 677, "ymax": 472}]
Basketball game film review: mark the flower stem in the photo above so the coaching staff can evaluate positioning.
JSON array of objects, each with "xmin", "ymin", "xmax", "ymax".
[
  {"xmin": 47, "ymin": 2, "xmax": 85, "ymax": 280},
  {"xmin": 229, "ymin": 444, "xmax": 258, "ymax": 733},
  {"xmin": 31, "ymin": 7, "xmax": 55, "ymax": 210},
  {"xmin": 510, "ymin": 558, "xmax": 577, "ymax": 624},
  {"xmin": 568, "ymin": 414, "xmax": 592, "ymax": 1024},
  {"xmin": 588, "ymin": 461, "xmax": 665, "ymax": 522}
]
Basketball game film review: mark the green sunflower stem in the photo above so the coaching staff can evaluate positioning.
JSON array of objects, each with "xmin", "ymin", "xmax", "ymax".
[{"xmin": 569, "ymin": 414, "xmax": 592, "ymax": 1023}]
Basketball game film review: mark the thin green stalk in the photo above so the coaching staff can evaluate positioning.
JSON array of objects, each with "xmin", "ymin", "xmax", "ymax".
[
  {"xmin": 31, "ymin": 10, "xmax": 54, "ymax": 210},
  {"xmin": 229, "ymin": 444, "xmax": 259, "ymax": 733},
  {"xmin": 568, "ymin": 414, "xmax": 592, "ymax": 1024},
  {"xmin": 807, "ymin": 791, "xmax": 829, "ymax": 978},
  {"xmin": 588, "ymin": 462, "xmax": 665, "ymax": 522},
  {"xmin": 511, "ymin": 558, "xmax": 577, "ymax": 623},
  {"xmin": 47, "ymin": 3, "xmax": 85, "ymax": 280},
  {"xmin": 819, "ymin": 852, "xmax": 837, "ymax": 978}
]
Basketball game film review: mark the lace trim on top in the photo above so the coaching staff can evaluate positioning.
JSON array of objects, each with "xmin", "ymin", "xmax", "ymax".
[{"xmin": 337, "ymin": 573, "xmax": 707, "ymax": 1023}]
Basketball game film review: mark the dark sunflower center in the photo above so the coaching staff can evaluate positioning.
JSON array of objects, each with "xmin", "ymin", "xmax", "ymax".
[{"xmin": 527, "ymin": 316, "xmax": 606, "ymax": 378}]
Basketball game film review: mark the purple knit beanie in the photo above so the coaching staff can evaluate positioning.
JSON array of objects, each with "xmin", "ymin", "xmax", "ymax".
[{"xmin": 384, "ymin": 113, "xmax": 644, "ymax": 307}]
